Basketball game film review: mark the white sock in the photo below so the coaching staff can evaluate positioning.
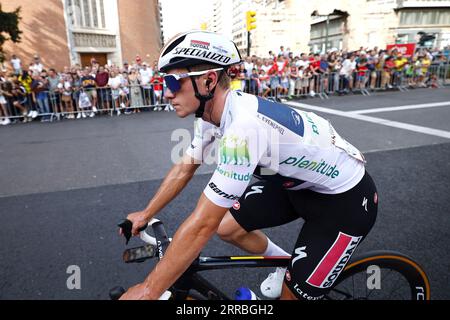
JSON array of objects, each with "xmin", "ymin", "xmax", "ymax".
[{"xmin": 262, "ymin": 237, "xmax": 290, "ymax": 257}]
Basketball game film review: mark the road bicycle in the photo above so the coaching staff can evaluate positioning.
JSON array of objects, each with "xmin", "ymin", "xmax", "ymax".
[{"xmin": 110, "ymin": 219, "xmax": 430, "ymax": 300}]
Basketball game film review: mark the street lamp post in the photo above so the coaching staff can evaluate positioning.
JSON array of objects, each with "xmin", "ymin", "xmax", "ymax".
[{"xmin": 247, "ymin": 32, "xmax": 251, "ymax": 56}]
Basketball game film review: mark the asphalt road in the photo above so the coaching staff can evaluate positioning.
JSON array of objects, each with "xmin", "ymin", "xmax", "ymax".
[{"xmin": 0, "ymin": 87, "xmax": 449, "ymax": 299}]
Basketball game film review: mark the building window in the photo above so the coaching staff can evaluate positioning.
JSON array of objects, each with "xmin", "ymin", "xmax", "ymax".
[
  {"xmin": 92, "ymin": 0, "xmax": 98, "ymax": 27},
  {"xmin": 68, "ymin": 0, "xmax": 107, "ymax": 29},
  {"xmin": 99, "ymin": 0, "xmax": 106, "ymax": 28},
  {"xmin": 399, "ymin": 9, "xmax": 450, "ymax": 26},
  {"xmin": 68, "ymin": 0, "xmax": 83, "ymax": 26},
  {"xmin": 82, "ymin": 0, "xmax": 91, "ymax": 27}
]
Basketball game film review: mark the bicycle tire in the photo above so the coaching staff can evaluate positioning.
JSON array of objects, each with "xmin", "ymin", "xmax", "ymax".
[{"xmin": 329, "ymin": 250, "xmax": 430, "ymax": 300}]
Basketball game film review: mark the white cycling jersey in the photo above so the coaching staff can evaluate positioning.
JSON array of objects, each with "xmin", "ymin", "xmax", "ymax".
[{"xmin": 186, "ymin": 91, "xmax": 365, "ymax": 208}]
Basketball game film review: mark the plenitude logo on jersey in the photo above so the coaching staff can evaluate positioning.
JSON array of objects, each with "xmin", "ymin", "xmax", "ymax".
[
  {"xmin": 219, "ymin": 135, "xmax": 251, "ymax": 167},
  {"xmin": 306, "ymin": 232, "xmax": 362, "ymax": 289},
  {"xmin": 216, "ymin": 166, "xmax": 251, "ymax": 181},
  {"xmin": 279, "ymin": 156, "xmax": 340, "ymax": 178}
]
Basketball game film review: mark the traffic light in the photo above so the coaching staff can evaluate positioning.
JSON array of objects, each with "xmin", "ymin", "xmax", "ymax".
[{"xmin": 246, "ymin": 11, "xmax": 256, "ymax": 31}]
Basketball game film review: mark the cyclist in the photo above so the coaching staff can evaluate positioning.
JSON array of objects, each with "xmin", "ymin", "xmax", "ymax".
[{"xmin": 119, "ymin": 31, "xmax": 378, "ymax": 300}]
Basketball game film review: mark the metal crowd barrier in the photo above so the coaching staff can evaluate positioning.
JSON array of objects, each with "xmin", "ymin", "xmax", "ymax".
[
  {"xmin": 0, "ymin": 84, "xmax": 171, "ymax": 124},
  {"xmin": 239, "ymin": 63, "xmax": 449, "ymax": 101},
  {"xmin": 1, "ymin": 65, "xmax": 449, "ymax": 125}
]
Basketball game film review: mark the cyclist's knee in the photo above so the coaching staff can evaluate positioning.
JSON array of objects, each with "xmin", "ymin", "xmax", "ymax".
[{"xmin": 217, "ymin": 211, "xmax": 247, "ymax": 242}]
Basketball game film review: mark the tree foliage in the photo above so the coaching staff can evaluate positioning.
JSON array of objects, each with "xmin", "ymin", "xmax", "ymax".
[{"xmin": 0, "ymin": 4, "xmax": 22, "ymax": 62}]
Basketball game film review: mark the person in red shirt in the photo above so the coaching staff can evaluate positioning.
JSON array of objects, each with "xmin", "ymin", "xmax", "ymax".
[
  {"xmin": 355, "ymin": 58, "xmax": 368, "ymax": 90},
  {"xmin": 308, "ymin": 54, "xmax": 320, "ymax": 95},
  {"xmin": 381, "ymin": 56, "xmax": 395, "ymax": 89},
  {"xmin": 151, "ymin": 72, "xmax": 164, "ymax": 110}
]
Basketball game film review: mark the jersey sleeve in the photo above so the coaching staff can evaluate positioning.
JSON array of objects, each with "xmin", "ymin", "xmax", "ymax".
[
  {"xmin": 203, "ymin": 122, "xmax": 268, "ymax": 208},
  {"xmin": 185, "ymin": 118, "xmax": 216, "ymax": 163}
]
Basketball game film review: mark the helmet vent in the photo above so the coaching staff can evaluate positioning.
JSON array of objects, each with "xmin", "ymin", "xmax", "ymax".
[{"xmin": 162, "ymin": 35, "xmax": 186, "ymax": 57}]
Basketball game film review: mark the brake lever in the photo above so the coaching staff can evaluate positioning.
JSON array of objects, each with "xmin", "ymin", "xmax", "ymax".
[{"xmin": 118, "ymin": 219, "xmax": 148, "ymax": 245}]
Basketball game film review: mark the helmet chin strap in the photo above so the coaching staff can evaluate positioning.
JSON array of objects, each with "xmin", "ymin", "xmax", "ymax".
[{"xmin": 187, "ymin": 67, "xmax": 223, "ymax": 118}]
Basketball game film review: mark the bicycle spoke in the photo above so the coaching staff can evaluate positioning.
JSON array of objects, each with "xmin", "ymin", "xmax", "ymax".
[
  {"xmin": 365, "ymin": 271, "xmax": 368, "ymax": 298},
  {"xmin": 353, "ymin": 274, "xmax": 356, "ymax": 298},
  {"xmin": 385, "ymin": 272, "xmax": 408, "ymax": 300},
  {"xmin": 330, "ymin": 287, "xmax": 353, "ymax": 299}
]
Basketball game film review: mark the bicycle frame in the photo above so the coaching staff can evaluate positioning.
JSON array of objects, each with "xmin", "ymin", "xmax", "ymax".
[
  {"xmin": 170, "ymin": 255, "xmax": 291, "ymax": 300},
  {"xmin": 115, "ymin": 218, "xmax": 431, "ymax": 301},
  {"xmin": 117, "ymin": 218, "xmax": 291, "ymax": 300}
]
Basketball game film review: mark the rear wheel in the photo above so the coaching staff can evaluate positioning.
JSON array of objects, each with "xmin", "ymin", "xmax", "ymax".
[{"xmin": 327, "ymin": 250, "xmax": 430, "ymax": 300}]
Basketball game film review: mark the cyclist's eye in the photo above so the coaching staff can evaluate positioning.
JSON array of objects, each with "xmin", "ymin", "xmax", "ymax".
[{"xmin": 164, "ymin": 75, "xmax": 181, "ymax": 93}]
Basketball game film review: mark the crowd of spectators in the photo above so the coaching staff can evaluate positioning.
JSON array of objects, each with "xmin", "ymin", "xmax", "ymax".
[
  {"xmin": 0, "ymin": 54, "xmax": 172, "ymax": 125},
  {"xmin": 228, "ymin": 45, "xmax": 449, "ymax": 98},
  {"xmin": 0, "ymin": 45, "xmax": 449, "ymax": 126}
]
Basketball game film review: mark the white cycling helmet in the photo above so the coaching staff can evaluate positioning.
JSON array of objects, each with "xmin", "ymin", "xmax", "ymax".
[
  {"xmin": 158, "ymin": 31, "xmax": 242, "ymax": 118},
  {"xmin": 158, "ymin": 30, "xmax": 242, "ymax": 72}
]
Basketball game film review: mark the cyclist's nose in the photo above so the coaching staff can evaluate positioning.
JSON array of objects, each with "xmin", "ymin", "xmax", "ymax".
[{"xmin": 164, "ymin": 87, "xmax": 175, "ymax": 99}]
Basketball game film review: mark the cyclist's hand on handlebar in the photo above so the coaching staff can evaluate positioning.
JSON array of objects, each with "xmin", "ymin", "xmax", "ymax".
[
  {"xmin": 119, "ymin": 211, "xmax": 149, "ymax": 237},
  {"xmin": 119, "ymin": 282, "xmax": 148, "ymax": 300}
]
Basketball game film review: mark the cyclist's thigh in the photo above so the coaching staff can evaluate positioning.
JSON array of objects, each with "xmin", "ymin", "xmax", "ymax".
[
  {"xmin": 229, "ymin": 180, "xmax": 300, "ymax": 232},
  {"xmin": 284, "ymin": 171, "xmax": 378, "ymax": 300}
]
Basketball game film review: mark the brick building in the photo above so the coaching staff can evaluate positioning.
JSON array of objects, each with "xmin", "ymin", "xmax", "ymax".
[{"xmin": 2, "ymin": 0, "xmax": 163, "ymax": 70}]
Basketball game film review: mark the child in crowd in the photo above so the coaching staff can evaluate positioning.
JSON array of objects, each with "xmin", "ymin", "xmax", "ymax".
[{"xmin": 258, "ymin": 69, "xmax": 271, "ymax": 97}]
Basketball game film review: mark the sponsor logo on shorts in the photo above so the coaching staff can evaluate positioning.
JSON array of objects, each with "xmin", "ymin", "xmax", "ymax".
[
  {"xmin": 362, "ymin": 197, "xmax": 368, "ymax": 212},
  {"xmin": 244, "ymin": 185, "xmax": 264, "ymax": 199},
  {"xmin": 291, "ymin": 246, "xmax": 307, "ymax": 268},
  {"xmin": 208, "ymin": 182, "xmax": 240, "ymax": 201},
  {"xmin": 306, "ymin": 232, "xmax": 362, "ymax": 289},
  {"xmin": 292, "ymin": 283, "xmax": 324, "ymax": 300}
]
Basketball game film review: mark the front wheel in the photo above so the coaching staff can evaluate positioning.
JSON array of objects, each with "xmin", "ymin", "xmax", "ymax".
[{"xmin": 327, "ymin": 250, "xmax": 431, "ymax": 300}]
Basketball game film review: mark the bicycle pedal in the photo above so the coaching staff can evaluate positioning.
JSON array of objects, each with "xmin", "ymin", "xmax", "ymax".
[{"xmin": 123, "ymin": 244, "xmax": 156, "ymax": 263}]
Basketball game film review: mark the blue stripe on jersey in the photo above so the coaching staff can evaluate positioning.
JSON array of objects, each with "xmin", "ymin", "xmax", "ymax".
[{"xmin": 256, "ymin": 97, "xmax": 304, "ymax": 137}]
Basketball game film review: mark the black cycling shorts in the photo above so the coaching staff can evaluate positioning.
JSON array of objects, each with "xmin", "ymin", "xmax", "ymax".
[{"xmin": 229, "ymin": 170, "xmax": 378, "ymax": 300}]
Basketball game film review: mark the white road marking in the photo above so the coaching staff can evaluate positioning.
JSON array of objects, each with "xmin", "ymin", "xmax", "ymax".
[
  {"xmin": 349, "ymin": 101, "xmax": 450, "ymax": 114},
  {"xmin": 288, "ymin": 101, "xmax": 450, "ymax": 139}
]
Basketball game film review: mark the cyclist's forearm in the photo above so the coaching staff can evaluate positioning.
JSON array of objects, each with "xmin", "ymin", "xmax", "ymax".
[
  {"xmin": 142, "ymin": 160, "xmax": 199, "ymax": 220},
  {"xmin": 143, "ymin": 200, "xmax": 225, "ymax": 299}
]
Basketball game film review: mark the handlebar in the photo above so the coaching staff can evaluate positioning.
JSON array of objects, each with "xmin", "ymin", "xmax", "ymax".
[
  {"xmin": 118, "ymin": 218, "xmax": 172, "ymax": 246},
  {"xmin": 111, "ymin": 218, "xmax": 172, "ymax": 300}
]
